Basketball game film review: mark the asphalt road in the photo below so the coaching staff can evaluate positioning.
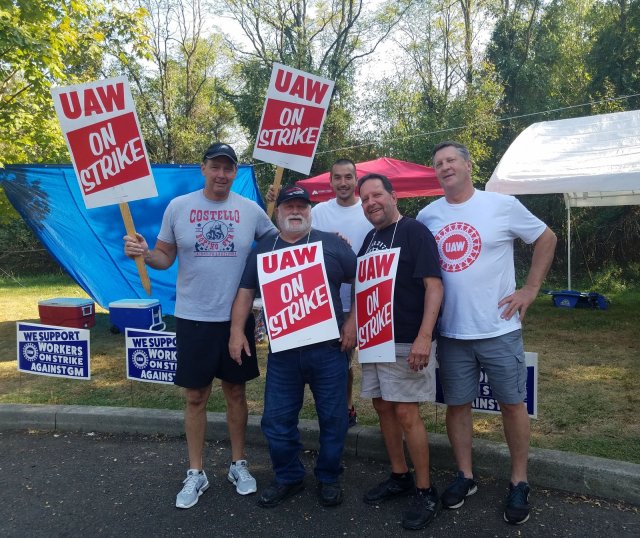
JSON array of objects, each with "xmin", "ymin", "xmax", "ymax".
[{"xmin": 0, "ymin": 429, "xmax": 637, "ymax": 538}]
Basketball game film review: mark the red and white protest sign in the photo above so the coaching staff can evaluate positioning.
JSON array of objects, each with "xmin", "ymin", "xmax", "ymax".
[
  {"xmin": 355, "ymin": 249, "xmax": 400, "ymax": 363},
  {"xmin": 258, "ymin": 242, "xmax": 339, "ymax": 353},
  {"xmin": 253, "ymin": 63, "xmax": 334, "ymax": 175},
  {"xmin": 51, "ymin": 76, "xmax": 157, "ymax": 209}
]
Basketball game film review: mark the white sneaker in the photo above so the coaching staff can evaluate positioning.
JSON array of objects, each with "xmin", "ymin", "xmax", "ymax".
[
  {"xmin": 227, "ymin": 460, "xmax": 257, "ymax": 495},
  {"xmin": 175, "ymin": 469, "xmax": 209, "ymax": 509}
]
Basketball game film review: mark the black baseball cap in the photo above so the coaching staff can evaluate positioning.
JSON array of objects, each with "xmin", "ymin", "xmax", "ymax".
[
  {"xmin": 276, "ymin": 185, "xmax": 311, "ymax": 206},
  {"xmin": 203, "ymin": 142, "xmax": 237, "ymax": 164}
]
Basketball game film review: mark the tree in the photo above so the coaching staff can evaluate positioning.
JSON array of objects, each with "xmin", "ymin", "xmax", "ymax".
[
  {"xmin": 587, "ymin": 0, "xmax": 640, "ymax": 110},
  {"xmin": 220, "ymin": 0, "xmax": 413, "ymax": 181},
  {"xmin": 357, "ymin": 0, "xmax": 502, "ymax": 183},
  {"xmin": 122, "ymin": 0, "xmax": 237, "ymax": 163},
  {"xmin": 486, "ymin": 0, "xmax": 597, "ymax": 156},
  {"xmin": 0, "ymin": 0, "xmax": 148, "ymax": 221}
]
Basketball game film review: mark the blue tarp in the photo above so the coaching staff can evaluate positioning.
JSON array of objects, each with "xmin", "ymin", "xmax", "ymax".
[{"xmin": 0, "ymin": 164, "xmax": 265, "ymax": 315}]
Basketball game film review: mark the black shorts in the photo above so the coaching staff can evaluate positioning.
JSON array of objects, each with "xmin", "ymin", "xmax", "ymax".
[{"xmin": 174, "ymin": 316, "xmax": 258, "ymax": 389}]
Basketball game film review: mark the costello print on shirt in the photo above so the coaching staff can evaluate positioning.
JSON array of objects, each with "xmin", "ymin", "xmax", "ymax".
[
  {"xmin": 191, "ymin": 208, "xmax": 240, "ymax": 257},
  {"xmin": 157, "ymin": 190, "xmax": 276, "ymax": 322}
]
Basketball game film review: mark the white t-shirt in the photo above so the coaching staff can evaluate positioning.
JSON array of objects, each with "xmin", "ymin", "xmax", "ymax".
[
  {"xmin": 416, "ymin": 190, "xmax": 546, "ymax": 339},
  {"xmin": 158, "ymin": 190, "xmax": 275, "ymax": 321},
  {"xmin": 312, "ymin": 198, "xmax": 372, "ymax": 312}
]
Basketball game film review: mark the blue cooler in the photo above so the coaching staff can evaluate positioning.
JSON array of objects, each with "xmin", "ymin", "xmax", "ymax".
[
  {"xmin": 548, "ymin": 290, "xmax": 609, "ymax": 310},
  {"xmin": 109, "ymin": 299, "xmax": 165, "ymax": 334}
]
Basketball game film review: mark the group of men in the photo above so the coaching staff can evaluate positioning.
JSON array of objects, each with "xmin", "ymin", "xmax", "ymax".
[{"xmin": 123, "ymin": 139, "xmax": 556, "ymax": 531}]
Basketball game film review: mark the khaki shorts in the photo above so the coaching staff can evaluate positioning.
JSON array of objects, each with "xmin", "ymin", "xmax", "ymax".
[{"xmin": 360, "ymin": 342, "xmax": 436, "ymax": 403}]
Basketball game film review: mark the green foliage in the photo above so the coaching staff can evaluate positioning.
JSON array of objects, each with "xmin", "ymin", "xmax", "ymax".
[
  {"xmin": 588, "ymin": 262, "xmax": 640, "ymax": 292},
  {"xmin": 0, "ymin": 218, "xmax": 60, "ymax": 276},
  {"xmin": 223, "ymin": 1, "xmax": 412, "ymax": 167},
  {"xmin": 1, "ymin": 0, "xmax": 639, "ymax": 280},
  {"xmin": 359, "ymin": 1, "xmax": 503, "ymax": 175},
  {"xmin": 125, "ymin": 1, "xmax": 236, "ymax": 163},
  {"xmin": 0, "ymin": 0, "xmax": 149, "ymax": 232},
  {"xmin": 0, "ymin": 1, "xmax": 149, "ymax": 166},
  {"xmin": 587, "ymin": 0, "xmax": 640, "ymax": 109},
  {"xmin": 226, "ymin": 59, "xmax": 272, "ymax": 154}
]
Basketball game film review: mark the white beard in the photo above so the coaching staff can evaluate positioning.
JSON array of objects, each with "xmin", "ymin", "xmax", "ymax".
[{"xmin": 278, "ymin": 214, "xmax": 312, "ymax": 235}]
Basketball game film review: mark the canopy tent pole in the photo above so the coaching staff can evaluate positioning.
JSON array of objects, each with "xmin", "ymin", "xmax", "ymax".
[
  {"xmin": 564, "ymin": 194, "xmax": 572, "ymax": 290},
  {"xmin": 567, "ymin": 204, "xmax": 572, "ymax": 290}
]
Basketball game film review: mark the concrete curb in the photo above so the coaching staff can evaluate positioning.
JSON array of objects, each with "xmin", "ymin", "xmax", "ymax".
[{"xmin": 1, "ymin": 403, "xmax": 638, "ymax": 506}]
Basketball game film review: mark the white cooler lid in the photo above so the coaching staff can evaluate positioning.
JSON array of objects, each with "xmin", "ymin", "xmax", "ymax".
[
  {"xmin": 38, "ymin": 297, "xmax": 93, "ymax": 307},
  {"xmin": 109, "ymin": 299, "xmax": 160, "ymax": 308}
]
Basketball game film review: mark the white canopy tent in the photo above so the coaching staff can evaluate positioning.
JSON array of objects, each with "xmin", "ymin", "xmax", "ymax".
[{"xmin": 486, "ymin": 109, "xmax": 640, "ymax": 288}]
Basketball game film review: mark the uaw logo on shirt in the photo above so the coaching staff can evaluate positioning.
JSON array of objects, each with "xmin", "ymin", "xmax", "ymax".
[
  {"xmin": 434, "ymin": 222, "xmax": 481, "ymax": 272},
  {"xmin": 194, "ymin": 219, "xmax": 237, "ymax": 257},
  {"xmin": 366, "ymin": 240, "xmax": 389, "ymax": 253}
]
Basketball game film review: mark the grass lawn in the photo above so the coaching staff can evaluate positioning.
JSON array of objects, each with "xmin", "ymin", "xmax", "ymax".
[{"xmin": 1, "ymin": 273, "xmax": 638, "ymax": 464}]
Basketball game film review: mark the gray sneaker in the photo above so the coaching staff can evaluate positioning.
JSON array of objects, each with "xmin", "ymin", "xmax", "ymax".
[
  {"xmin": 175, "ymin": 469, "xmax": 209, "ymax": 509},
  {"xmin": 228, "ymin": 460, "xmax": 257, "ymax": 495}
]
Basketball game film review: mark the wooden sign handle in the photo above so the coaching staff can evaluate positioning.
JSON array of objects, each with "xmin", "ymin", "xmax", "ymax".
[
  {"xmin": 266, "ymin": 166, "xmax": 285, "ymax": 218},
  {"xmin": 119, "ymin": 202, "xmax": 152, "ymax": 296}
]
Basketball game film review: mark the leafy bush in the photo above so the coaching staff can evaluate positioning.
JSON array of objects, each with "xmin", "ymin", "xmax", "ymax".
[{"xmin": 0, "ymin": 219, "xmax": 60, "ymax": 276}]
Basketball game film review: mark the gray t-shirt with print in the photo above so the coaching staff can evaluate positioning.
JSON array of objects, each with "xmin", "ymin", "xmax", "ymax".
[{"xmin": 158, "ymin": 190, "xmax": 275, "ymax": 321}]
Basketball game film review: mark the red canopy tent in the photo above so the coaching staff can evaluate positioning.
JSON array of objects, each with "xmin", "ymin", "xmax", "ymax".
[{"xmin": 296, "ymin": 157, "xmax": 443, "ymax": 202}]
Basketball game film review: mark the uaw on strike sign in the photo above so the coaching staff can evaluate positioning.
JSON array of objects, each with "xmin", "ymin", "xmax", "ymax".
[
  {"xmin": 258, "ymin": 242, "xmax": 338, "ymax": 353},
  {"xmin": 51, "ymin": 76, "xmax": 157, "ymax": 209},
  {"xmin": 253, "ymin": 64, "xmax": 334, "ymax": 175},
  {"xmin": 355, "ymin": 249, "xmax": 400, "ymax": 363}
]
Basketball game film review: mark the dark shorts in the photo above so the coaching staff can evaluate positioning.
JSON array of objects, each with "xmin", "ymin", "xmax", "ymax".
[{"xmin": 174, "ymin": 316, "xmax": 258, "ymax": 389}]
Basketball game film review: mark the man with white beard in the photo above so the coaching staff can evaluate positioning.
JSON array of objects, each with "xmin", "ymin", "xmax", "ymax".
[{"xmin": 229, "ymin": 185, "xmax": 357, "ymax": 509}]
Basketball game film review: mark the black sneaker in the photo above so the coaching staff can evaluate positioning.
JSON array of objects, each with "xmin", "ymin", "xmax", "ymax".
[
  {"xmin": 257, "ymin": 481, "xmax": 305, "ymax": 508},
  {"xmin": 363, "ymin": 473, "xmax": 415, "ymax": 505},
  {"xmin": 401, "ymin": 487, "xmax": 439, "ymax": 530},
  {"xmin": 504, "ymin": 481, "xmax": 530, "ymax": 525},
  {"xmin": 317, "ymin": 481, "xmax": 343, "ymax": 507},
  {"xmin": 441, "ymin": 471, "xmax": 478, "ymax": 509}
]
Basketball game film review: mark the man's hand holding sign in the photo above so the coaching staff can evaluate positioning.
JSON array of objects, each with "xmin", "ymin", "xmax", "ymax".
[{"xmin": 51, "ymin": 76, "xmax": 157, "ymax": 295}]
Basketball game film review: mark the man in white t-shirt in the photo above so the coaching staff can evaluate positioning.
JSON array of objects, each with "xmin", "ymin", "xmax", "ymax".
[
  {"xmin": 311, "ymin": 159, "xmax": 372, "ymax": 426},
  {"xmin": 416, "ymin": 141, "xmax": 557, "ymax": 526}
]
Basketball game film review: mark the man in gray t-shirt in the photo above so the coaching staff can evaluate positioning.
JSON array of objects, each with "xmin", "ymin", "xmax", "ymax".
[{"xmin": 124, "ymin": 142, "xmax": 275, "ymax": 509}]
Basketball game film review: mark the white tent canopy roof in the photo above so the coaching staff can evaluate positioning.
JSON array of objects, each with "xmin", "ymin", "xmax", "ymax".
[{"xmin": 486, "ymin": 110, "xmax": 640, "ymax": 207}]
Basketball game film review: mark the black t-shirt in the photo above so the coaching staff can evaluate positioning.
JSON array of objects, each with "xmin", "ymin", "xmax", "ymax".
[
  {"xmin": 240, "ymin": 229, "xmax": 357, "ymax": 328},
  {"xmin": 357, "ymin": 217, "xmax": 441, "ymax": 343}
]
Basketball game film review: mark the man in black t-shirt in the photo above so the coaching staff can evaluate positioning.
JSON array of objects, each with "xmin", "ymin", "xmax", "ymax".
[{"xmin": 344, "ymin": 173, "xmax": 443, "ymax": 531}]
